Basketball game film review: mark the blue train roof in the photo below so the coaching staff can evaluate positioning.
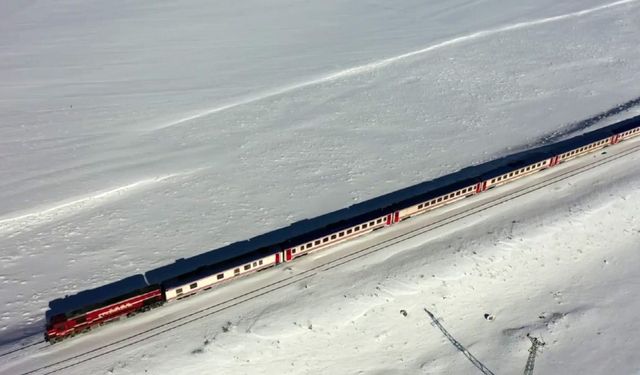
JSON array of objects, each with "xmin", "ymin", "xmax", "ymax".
[{"xmin": 147, "ymin": 114, "xmax": 640, "ymax": 285}]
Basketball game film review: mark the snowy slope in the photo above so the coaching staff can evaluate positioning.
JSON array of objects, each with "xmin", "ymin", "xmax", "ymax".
[{"xmin": 1, "ymin": 0, "xmax": 640, "ymax": 373}]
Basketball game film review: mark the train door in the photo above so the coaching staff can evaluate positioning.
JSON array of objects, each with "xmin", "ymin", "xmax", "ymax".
[
  {"xmin": 386, "ymin": 212, "xmax": 400, "ymax": 225},
  {"xmin": 548, "ymin": 156, "xmax": 560, "ymax": 167},
  {"xmin": 475, "ymin": 181, "xmax": 487, "ymax": 193},
  {"xmin": 284, "ymin": 249, "xmax": 293, "ymax": 262},
  {"xmin": 386, "ymin": 213, "xmax": 393, "ymax": 226},
  {"xmin": 275, "ymin": 253, "xmax": 281, "ymax": 264},
  {"xmin": 610, "ymin": 134, "xmax": 620, "ymax": 145}
]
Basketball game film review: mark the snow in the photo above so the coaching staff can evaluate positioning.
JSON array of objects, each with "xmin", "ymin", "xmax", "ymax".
[{"xmin": 1, "ymin": 0, "xmax": 640, "ymax": 374}]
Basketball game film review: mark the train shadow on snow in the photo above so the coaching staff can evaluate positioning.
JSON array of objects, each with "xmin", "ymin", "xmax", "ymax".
[
  {"xmin": 509, "ymin": 95, "xmax": 640, "ymax": 154},
  {"xmin": 0, "ymin": 321, "xmax": 45, "ymax": 349},
  {"xmin": 36, "ymin": 97, "xmax": 640, "ymax": 346}
]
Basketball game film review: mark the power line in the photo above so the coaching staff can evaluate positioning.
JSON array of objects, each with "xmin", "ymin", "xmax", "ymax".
[{"xmin": 424, "ymin": 308, "xmax": 496, "ymax": 375}]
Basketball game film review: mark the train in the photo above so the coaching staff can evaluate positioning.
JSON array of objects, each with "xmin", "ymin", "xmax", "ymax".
[{"xmin": 44, "ymin": 115, "xmax": 640, "ymax": 343}]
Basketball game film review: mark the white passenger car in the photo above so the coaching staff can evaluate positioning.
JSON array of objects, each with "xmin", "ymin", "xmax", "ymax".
[{"xmin": 164, "ymin": 253, "xmax": 280, "ymax": 301}]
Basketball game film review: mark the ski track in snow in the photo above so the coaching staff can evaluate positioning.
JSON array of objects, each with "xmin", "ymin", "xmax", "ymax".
[
  {"xmin": 153, "ymin": 0, "xmax": 638, "ymax": 131},
  {"xmin": 0, "ymin": 170, "xmax": 200, "ymax": 235}
]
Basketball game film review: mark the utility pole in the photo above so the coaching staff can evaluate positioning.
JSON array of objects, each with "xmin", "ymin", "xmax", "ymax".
[{"xmin": 523, "ymin": 334, "xmax": 545, "ymax": 375}]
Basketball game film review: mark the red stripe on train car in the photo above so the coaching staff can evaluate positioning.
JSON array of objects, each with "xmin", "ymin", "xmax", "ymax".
[{"xmin": 610, "ymin": 134, "xmax": 620, "ymax": 144}]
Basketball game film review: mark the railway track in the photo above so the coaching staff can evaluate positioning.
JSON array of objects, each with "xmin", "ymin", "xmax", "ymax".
[{"xmin": 4, "ymin": 140, "xmax": 640, "ymax": 375}]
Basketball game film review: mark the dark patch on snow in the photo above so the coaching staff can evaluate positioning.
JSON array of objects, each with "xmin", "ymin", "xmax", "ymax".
[{"xmin": 509, "ymin": 96, "xmax": 640, "ymax": 154}]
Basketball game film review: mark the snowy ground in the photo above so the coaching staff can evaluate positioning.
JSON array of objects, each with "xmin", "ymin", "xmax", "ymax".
[{"xmin": 1, "ymin": 0, "xmax": 640, "ymax": 374}]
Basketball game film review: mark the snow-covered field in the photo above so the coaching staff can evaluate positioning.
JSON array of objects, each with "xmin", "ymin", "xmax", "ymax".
[{"xmin": 1, "ymin": 0, "xmax": 640, "ymax": 373}]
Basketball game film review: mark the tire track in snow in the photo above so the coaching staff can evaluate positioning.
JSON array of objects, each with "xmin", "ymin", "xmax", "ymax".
[
  {"xmin": 153, "ymin": 0, "xmax": 638, "ymax": 131},
  {"xmin": 0, "ymin": 170, "xmax": 201, "ymax": 235}
]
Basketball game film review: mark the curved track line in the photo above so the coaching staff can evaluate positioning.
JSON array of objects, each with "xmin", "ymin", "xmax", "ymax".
[
  {"xmin": 0, "ymin": 170, "xmax": 199, "ymax": 234},
  {"xmin": 154, "ymin": 0, "xmax": 638, "ymax": 130},
  {"xmin": 17, "ymin": 142, "xmax": 640, "ymax": 375}
]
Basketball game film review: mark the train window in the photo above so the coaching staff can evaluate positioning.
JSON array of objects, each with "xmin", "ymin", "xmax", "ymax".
[
  {"xmin": 509, "ymin": 173, "xmax": 513, "ymax": 177},
  {"xmin": 234, "ymin": 268, "xmax": 240, "ymax": 274},
  {"xmin": 418, "ymin": 204, "xmax": 423, "ymax": 209},
  {"xmin": 323, "ymin": 237, "xmax": 329, "ymax": 243},
  {"xmin": 355, "ymin": 226, "xmax": 360, "ymax": 231},
  {"xmin": 370, "ymin": 221, "xmax": 375, "ymax": 226},
  {"xmin": 176, "ymin": 288, "xmax": 183, "ymax": 294},
  {"xmin": 259, "ymin": 260, "xmax": 263, "ymax": 265},
  {"xmin": 437, "ymin": 197, "xmax": 442, "ymax": 202},
  {"xmin": 307, "ymin": 243, "xmax": 312, "ymax": 248},
  {"xmin": 377, "ymin": 218, "xmax": 383, "ymax": 223},
  {"xmin": 76, "ymin": 315, "xmax": 86, "ymax": 324},
  {"xmin": 331, "ymin": 234, "xmax": 337, "ymax": 239},
  {"xmin": 315, "ymin": 240, "xmax": 321, "ymax": 245},
  {"xmin": 217, "ymin": 274, "xmax": 224, "ymax": 280},
  {"xmin": 253, "ymin": 262, "xmax": 258, "ymax": 267},
  {"xmin": 244, "ymin": 265, "xmax": 251, "ymax": 270},
  {"xmin": 339, "ymin": 232, "xmax": 344, "ymax": 237},
  {"xmin": 292, "ymin": 249, "xmax": 297, "ymax": 254},
  {"xmin": 190, "ymin": 283, "xmax": 198, "ymax": 289},
  {"xmin": 347, "ymin": 229, "xmax": 352, "ymax": 234},
  {"xmin": 491, "ymin": 179, "xmax": 495, "ymax": 183}
]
